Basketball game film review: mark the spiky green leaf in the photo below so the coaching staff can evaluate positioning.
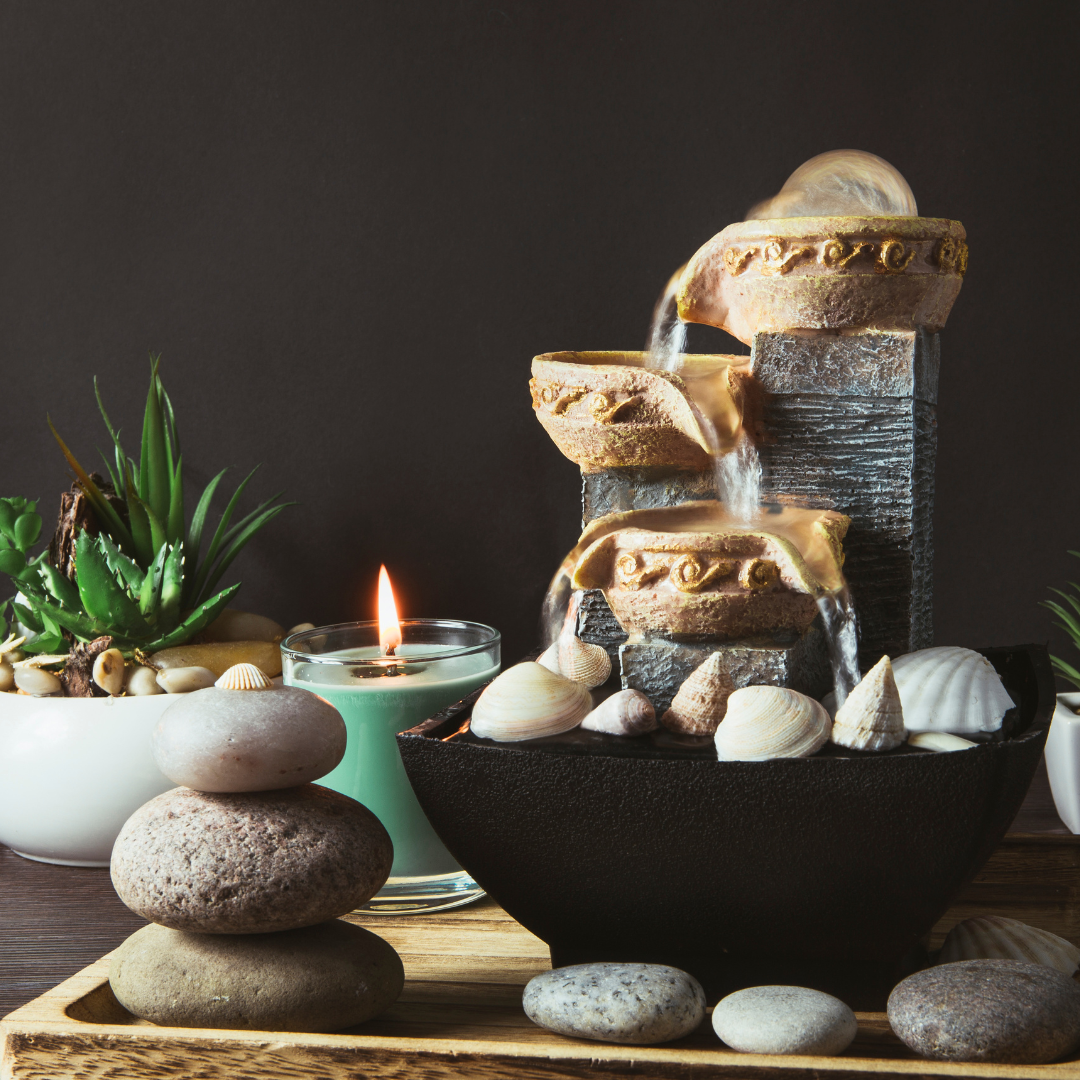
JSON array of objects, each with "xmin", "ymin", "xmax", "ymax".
[
  {"xmin": 74, "ymin": 531, "xmax": 148, "ymax": 635},
  {"xmin": 140, "ymin": 356, "xmax": 171, "ymax": 524},
  {"xmin": 194, "ymin": 504, "xmax": 291, "ymax": 606},
  {"xmin": 126, "ymin": 477, "xmax": 154, "ymax": 567},
  {"xmin": 140, "ymin": 583, "xmax": 241, "ymax": 652},
  {"xmin": 1050, "ymin": 653, "xmax": 1080, "ymax": 691},
  {"xmin": 98, "ymin": 533, "xmax": 145, "ymax": 594},
  {"xmin": 158, "ymin": 544, "xmax": 184, "ymax": 636},
  {"xmin": 188, "ymin": 467, "xmax": 259, "ymax": 603},
  {"xmin": 39, "ymin": 563, "xmax": 82, "ymax": 610},
  {"xmin": 167, "ymin": 456, "xmax": 184, "ymax": 546},
  {"xmin": 139, "ymin": 543, "xmax": 169, "ymax": 618},
  {"xmin": 13, "ymin": 602, "xmax": 43, "ymax": 633}
]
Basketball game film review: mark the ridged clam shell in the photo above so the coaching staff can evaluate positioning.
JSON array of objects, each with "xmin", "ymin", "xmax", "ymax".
[
  {"xmin": 892, "ymin": 646, "xmax": 1014, "ymax": 734},
  {"xmin": 215, "ymin": 663, "xmax": 274, "ymax": 691},
  {"xmin": 830, "ymin": 655, "xmax": 905, "ymax": 752},
  {"xmin": 470, "ymin": 662, "xmax": 591, "ymax": 742},
  {"xmin": 939, "ymin": 917, "xmax": 1080, "ymax": 975},
  {"xmin": 580, "ymin": 689, "xmax": 657, "ymax": 736},
  {"xmin": 557, "ymin": 636, "xmax": 612, "ymax": 690},
  {"xmin": 662, "ymin": 653, "xmax": 732, "ymax": 736},
  {"xmin": 908, "ymin": 731, "xmax": 976, "ymax": 753},
  {"xmin": 715, "ymin": 685, "xmax": 831, "ymax": 761}
]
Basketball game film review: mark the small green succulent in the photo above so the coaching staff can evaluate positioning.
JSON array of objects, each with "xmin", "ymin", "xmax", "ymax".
[
  {"xmin": 1, "ymin": 357, "xmax": 291, "ymax": 655},
  {"xmin": 1042, "ymin": 551, "xmax": 1080, "ymax": 691}
]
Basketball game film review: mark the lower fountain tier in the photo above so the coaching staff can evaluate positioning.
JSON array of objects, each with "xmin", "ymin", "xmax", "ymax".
[{"xmin": 577, "ymin": 590, "xmax": 830, "ymax": 713}]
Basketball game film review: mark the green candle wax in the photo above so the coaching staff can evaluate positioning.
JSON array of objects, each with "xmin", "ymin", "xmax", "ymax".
[{"xmin": 286, "ymin": 645, "xmax": 497, "ymax": 878}]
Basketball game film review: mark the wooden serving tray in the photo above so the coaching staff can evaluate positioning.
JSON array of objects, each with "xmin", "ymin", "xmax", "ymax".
[{"xmin": 5, "ymin": 832, "xmax": 1080, "ymax": 1080}]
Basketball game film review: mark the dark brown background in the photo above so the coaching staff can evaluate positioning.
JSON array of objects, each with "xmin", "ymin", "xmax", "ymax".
[{"xmin": 1, "ymin": 1, "xmax": 1077, "ymax": 666}]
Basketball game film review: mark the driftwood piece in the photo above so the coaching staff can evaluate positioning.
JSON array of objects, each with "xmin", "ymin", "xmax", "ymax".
[
  {"xmin": 48, "ymin": 474, "xmax": 127, "ymax": 582},
  {"xmin": 60, "ymin": 636, "xmax": 114, "ymax": 698}
]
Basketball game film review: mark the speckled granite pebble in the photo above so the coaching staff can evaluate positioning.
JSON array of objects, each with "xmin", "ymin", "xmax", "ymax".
[
  {"xmin": 111, "ymin": 785, "xmax": 392, "ymax": 933},
  {"xmin": 888, "ymin": 960, "xmax": 1080, "ymax": 1064},
  {"xmin": 110, "ymin": 919, "xmax": 403, "ymax": 1031},
  {"xmin": 712, "ymin": 985, "xmax": 857, "ymax": 1056},
  {"xmin": 152, "ymin": 685, "xmax": 346, "ymax": 792},
  {"xmin": 523, "ymin": 963, "xmax": 705, "ymax": 1044}
]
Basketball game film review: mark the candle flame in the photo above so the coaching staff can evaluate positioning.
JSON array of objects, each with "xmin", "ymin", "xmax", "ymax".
[{"xmin": 378, "ymin": 565, "xmax": 402, "ymax": 656}]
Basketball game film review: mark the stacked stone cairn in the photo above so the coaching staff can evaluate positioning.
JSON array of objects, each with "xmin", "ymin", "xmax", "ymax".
[{"xmin": 108, "ymin": 663, "xmax": 403, "ymax": 1033}]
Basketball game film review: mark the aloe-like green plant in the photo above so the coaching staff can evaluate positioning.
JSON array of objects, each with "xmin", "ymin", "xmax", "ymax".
[
  {"xmin": 1042, "ymin": 550, "xmax": 1080, "ymax": 691},
  {"xmin": 1, "ymin": 357, "xmax": 292, "ymax": 654}
]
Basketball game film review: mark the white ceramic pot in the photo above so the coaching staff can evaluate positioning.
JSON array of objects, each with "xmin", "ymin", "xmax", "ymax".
[
  {"xmin": 1044, "ymin": 692, "xmax": 1080, "ymax": 834},
  {"xmin": 0, "ymin": 693, "xmax": 175, "ymax": 865}
]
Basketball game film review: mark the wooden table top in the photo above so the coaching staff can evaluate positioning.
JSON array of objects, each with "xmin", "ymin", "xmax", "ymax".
[{"xmin": 0, "ymin": 760, "xmax": 1071, "ymax": 1019}]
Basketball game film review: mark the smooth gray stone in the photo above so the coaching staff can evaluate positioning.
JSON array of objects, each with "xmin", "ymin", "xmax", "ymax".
[
  {"xmin": 152, "ymin": 685, "xmax": 346, "ymax": 792},
  {"xmin": 110, "ymin": 919, "xmax": 403, "ymax": 1032},
  {"xmin": 111, "ymin": 785, "xmax": 393, "ymax": 933},
  {"xmin": 712, "ymin": 985, "xmax": 857, "ymax": 1056},
  {"xmin": 523, "ymin": 962, "xmax": 705, "ymax": 1045},
  {"xmin": 888, "ymin": 959, "xmax": 1080, "ymax": 1064}
]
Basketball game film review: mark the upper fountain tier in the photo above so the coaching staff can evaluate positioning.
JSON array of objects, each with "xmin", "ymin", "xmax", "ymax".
[{"xmin": 676, "ymin": 216, "xmax": 967, "ymax": 346}]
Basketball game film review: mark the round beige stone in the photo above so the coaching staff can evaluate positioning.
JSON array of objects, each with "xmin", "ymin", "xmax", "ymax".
[
  {"xmin": 111, "ymin": 785, "xmax": 392, "ymax": 933},
  {"xmin": 110, "ymin": 920, "xmax": 404, "ymax": 1031}
]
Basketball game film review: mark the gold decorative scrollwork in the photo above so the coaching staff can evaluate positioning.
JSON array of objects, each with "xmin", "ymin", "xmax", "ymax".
[
  {"xmin": 739, "ymin": 558, "xmax": 779, "ymax": 591},
  {"xmin": 760, "ymin": 239, "xmax": 814, "ymax": 277},
  {"xmin": 821, "ymin": 239, "xmax": 874, "ymax": 269},
  {"xmin": 553, "ymin": 387, "xmax": 588, "ymax": 414},
  {"xmin": 932, "ymin": 236, "xmax": 958, "ymax": 272},
  {"xmin": 724, "ymin": 246, "xmax": 757, "ymax": 275},
  {"xmin": 669, "ymin": 553, "xmax": 734, "ymax": 594},
  {"xmin": 876, "ymin": 240, "xmax": 916, "ymax": 274},
  {"xmin": 616, "ymin": 553, "xmax": 671, "ymax": 590},
  {"xmin": 590, "ymin": 392, "xmax": 642, "ymax": 425},
  {"xmin": 956, "ymin": 240, "xmax": 969, "ymax": 277}
]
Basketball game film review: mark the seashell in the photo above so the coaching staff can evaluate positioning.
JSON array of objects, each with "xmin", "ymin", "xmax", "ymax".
[
  {"xmin": 537, "ymin": 641, "xmax": 561, "ymax": 675},
  {"xmin": 908, "ymin": 731, "xmax": 976, "ymax": 753},
  {"xmin": 202, "ymin": 609, "xmax": 286, "ymax": 644},
  {"xmin": 13, "ymin": 665, "xmax": 62, "ymax": 696},
  {"xmin": 892, "ymin": 646, "xmax": 1014, "ymax": 734},
  {"xmin": 156, "ymin": 666, "xmax": 217, "ymax": 695},
  {"xmin": 215, "ymin": 662, "xmax": 275, "ymax": 691},
  {"xmin": 288, "ymin": 621, "xmax": 316, "ymax": 635},
  {"xmin": 830, "ymin": 655, "xmax": 905, "ymax": 752},
  {"xmin": 557, "ymin": 636, "xmax": 612, "ymax": 690},
  {"xmin": 580, "ymin": 689, "xmax": 658, "ymax": 736},
  {"xmin": 0, "ymin": 661, "xmax": 14, "ymax": 692},
  {"xmin": 470, "ymin": 662, "xmax": 591, "ymax": 742},
  {"xmin": 0, "ymin": 633, "xmax": 26, "ymax": 657},
  {"xmin": 939, "ymin": 917, "xmax": 1080, "ymax": 975},
  {"xmin": 715, "ymin": 685, "xmax": 831, "ymax": 761},
  {"xmin": 662, "ymin": 653, "xmax": 732, "ymax": 736},
  {"xmin": 92, "ymin": 648, "xmax": 126, "ymax": 697},
  {"xmin": 124, "ymin": 665, "xmax": 163, "ymax": 696}
]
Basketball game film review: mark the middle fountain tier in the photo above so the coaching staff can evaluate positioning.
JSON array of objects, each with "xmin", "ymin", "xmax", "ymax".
[{"xmin": 533, "ymin": 330, "xmax": 939, "ymax": 712}]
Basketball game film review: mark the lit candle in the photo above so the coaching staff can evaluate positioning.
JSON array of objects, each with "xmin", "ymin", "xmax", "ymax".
[{"xmin": 281, "ymin": 567, "xmax": 500, "ymax": 912}]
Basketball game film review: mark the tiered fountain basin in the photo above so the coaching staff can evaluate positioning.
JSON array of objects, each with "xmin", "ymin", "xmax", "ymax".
[
  {"xmin": 567, "ymin": 501, "xmax": 848, "ymax": 641},
  {"xmin": 399, "ymin": 643, "xmax": 1053, "ymax": 1009},
  {"xmin": 677, "ymin": 216, "xmax": 967, "ymax": 344},
  {"xmin": 531, "ymin": 352, "xmax": 749, "ymax": 471}
]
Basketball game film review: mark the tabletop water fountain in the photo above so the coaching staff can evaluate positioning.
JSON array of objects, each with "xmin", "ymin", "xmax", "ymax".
[{"xmin": 399, "ymin": 152, "xmax": 1053, "ymax": 1008}]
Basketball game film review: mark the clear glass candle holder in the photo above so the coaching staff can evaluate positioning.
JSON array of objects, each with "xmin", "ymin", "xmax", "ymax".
[{"xmin": 281, "ymin": 619, "xmax": 500, "ymax": 913}]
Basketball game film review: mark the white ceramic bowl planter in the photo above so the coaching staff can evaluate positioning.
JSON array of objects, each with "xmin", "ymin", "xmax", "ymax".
[
  {"xmin": 0, "ymin": 693, "xmax": 174, "ymax": 865},
  {"xmin": 1044, "ymin": 693, "xmax": 1080, "ymax": 834}
]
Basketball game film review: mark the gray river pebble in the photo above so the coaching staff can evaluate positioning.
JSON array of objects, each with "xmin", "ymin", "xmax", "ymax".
[
  {"xmin": 152, "ymin": 685, "xmax": 346, "ymax": 791},
  {"xmin": 111, "ymin": 784, "xmax": 392, "ymax": 933},
  {"xmin": 712, "ymin": 985, "xmax": 858, "ymax": 1056},
  {"xmin": 523, "ymin": 963, "xmax": 705, "ymax": 1044},
  {"xmin": 110, "ymin": 919, "xmax": 403, "ymax": 1032},
  {"xmin": 888, "ymin": 959, "xmax": 1080, "ymax": 1064}
]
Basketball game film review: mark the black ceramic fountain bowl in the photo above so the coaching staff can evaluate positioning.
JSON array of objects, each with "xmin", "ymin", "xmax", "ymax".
[{"xmin": 397, "ymin": 645, "xmax": 1053, "ymax": 1008}]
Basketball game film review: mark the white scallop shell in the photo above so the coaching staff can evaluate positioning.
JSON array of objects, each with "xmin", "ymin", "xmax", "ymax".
[
  {"xmin": 580, "ymin": 689, "xmax": 657, "ymax": 736},
  {"xmin": 470, "ymin": 662, "xmax": 591, "ymax": 742},
  {"xmin": 891, "ymin": 647, "xmax": 1014, "ymax": 734},
  {"xmin": 830, "ymin": 655, "xmax": 905, "ymax": 752},
  {"xmin": 557, "ymin": 636, "xmax": 612, "ymax": 690},
  {"xmin": 908, "ymin": 731, "xmax": 977, "ymax": 753},
  {"xmin": 939, "ymin": 917, "xmax": 1080, "ymax": 975},
  {"xmin": 537, "ymin": 642, "xmax": 561, "ymax": 674},
  {"xmin": 714, "ymin": 685, "xmax": 831, "ymax": 761},
  {"xmin": 215, "ymin": 663, "xmax": 274, "ymax": 691},
  {"xmin": 662, "ymin": 653, "xmax": 732, "ymax": 736}
]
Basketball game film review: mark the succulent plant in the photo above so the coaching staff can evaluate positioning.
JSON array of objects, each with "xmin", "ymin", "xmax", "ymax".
[
  {"xmin": 1043, "ymin": 551, "xmax": 1080, "ymax": 691},
  {"xmin": 1, "ymin": 357, "xmax": 291, "ymax": 655}
]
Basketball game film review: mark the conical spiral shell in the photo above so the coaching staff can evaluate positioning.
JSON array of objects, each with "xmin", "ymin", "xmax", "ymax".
[
  {"xmin": 714, "ymin": 685, "xmax": 831, "ymax": 761},
  {"xmin": 831, "ymin": 655, "xmax": 905, "ymax": 752},
  {"xmin": 580, "ymin": 689, "xmax": 657, "ymax": 736},
  {"xmin": 662, "ymin": 653, "xmax": 732, "ymax": 735},
  {"xmin": 470, "ymin": 662, "xmax": 591, "ymax": 742},
  {"xmin": 215, "ymin": 663, "xmax": 274, "ymax": 691},
  {"xmin": 891, "ymin": 646, "xmax": 1014, "ymax": 734},
  {"xmin": 557, "ymin": 636, "xmax": 612, "ymax": 689},
  {"xmin": 939, "ymin": 917, "xmax": 1080, "ymax": 975}
]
